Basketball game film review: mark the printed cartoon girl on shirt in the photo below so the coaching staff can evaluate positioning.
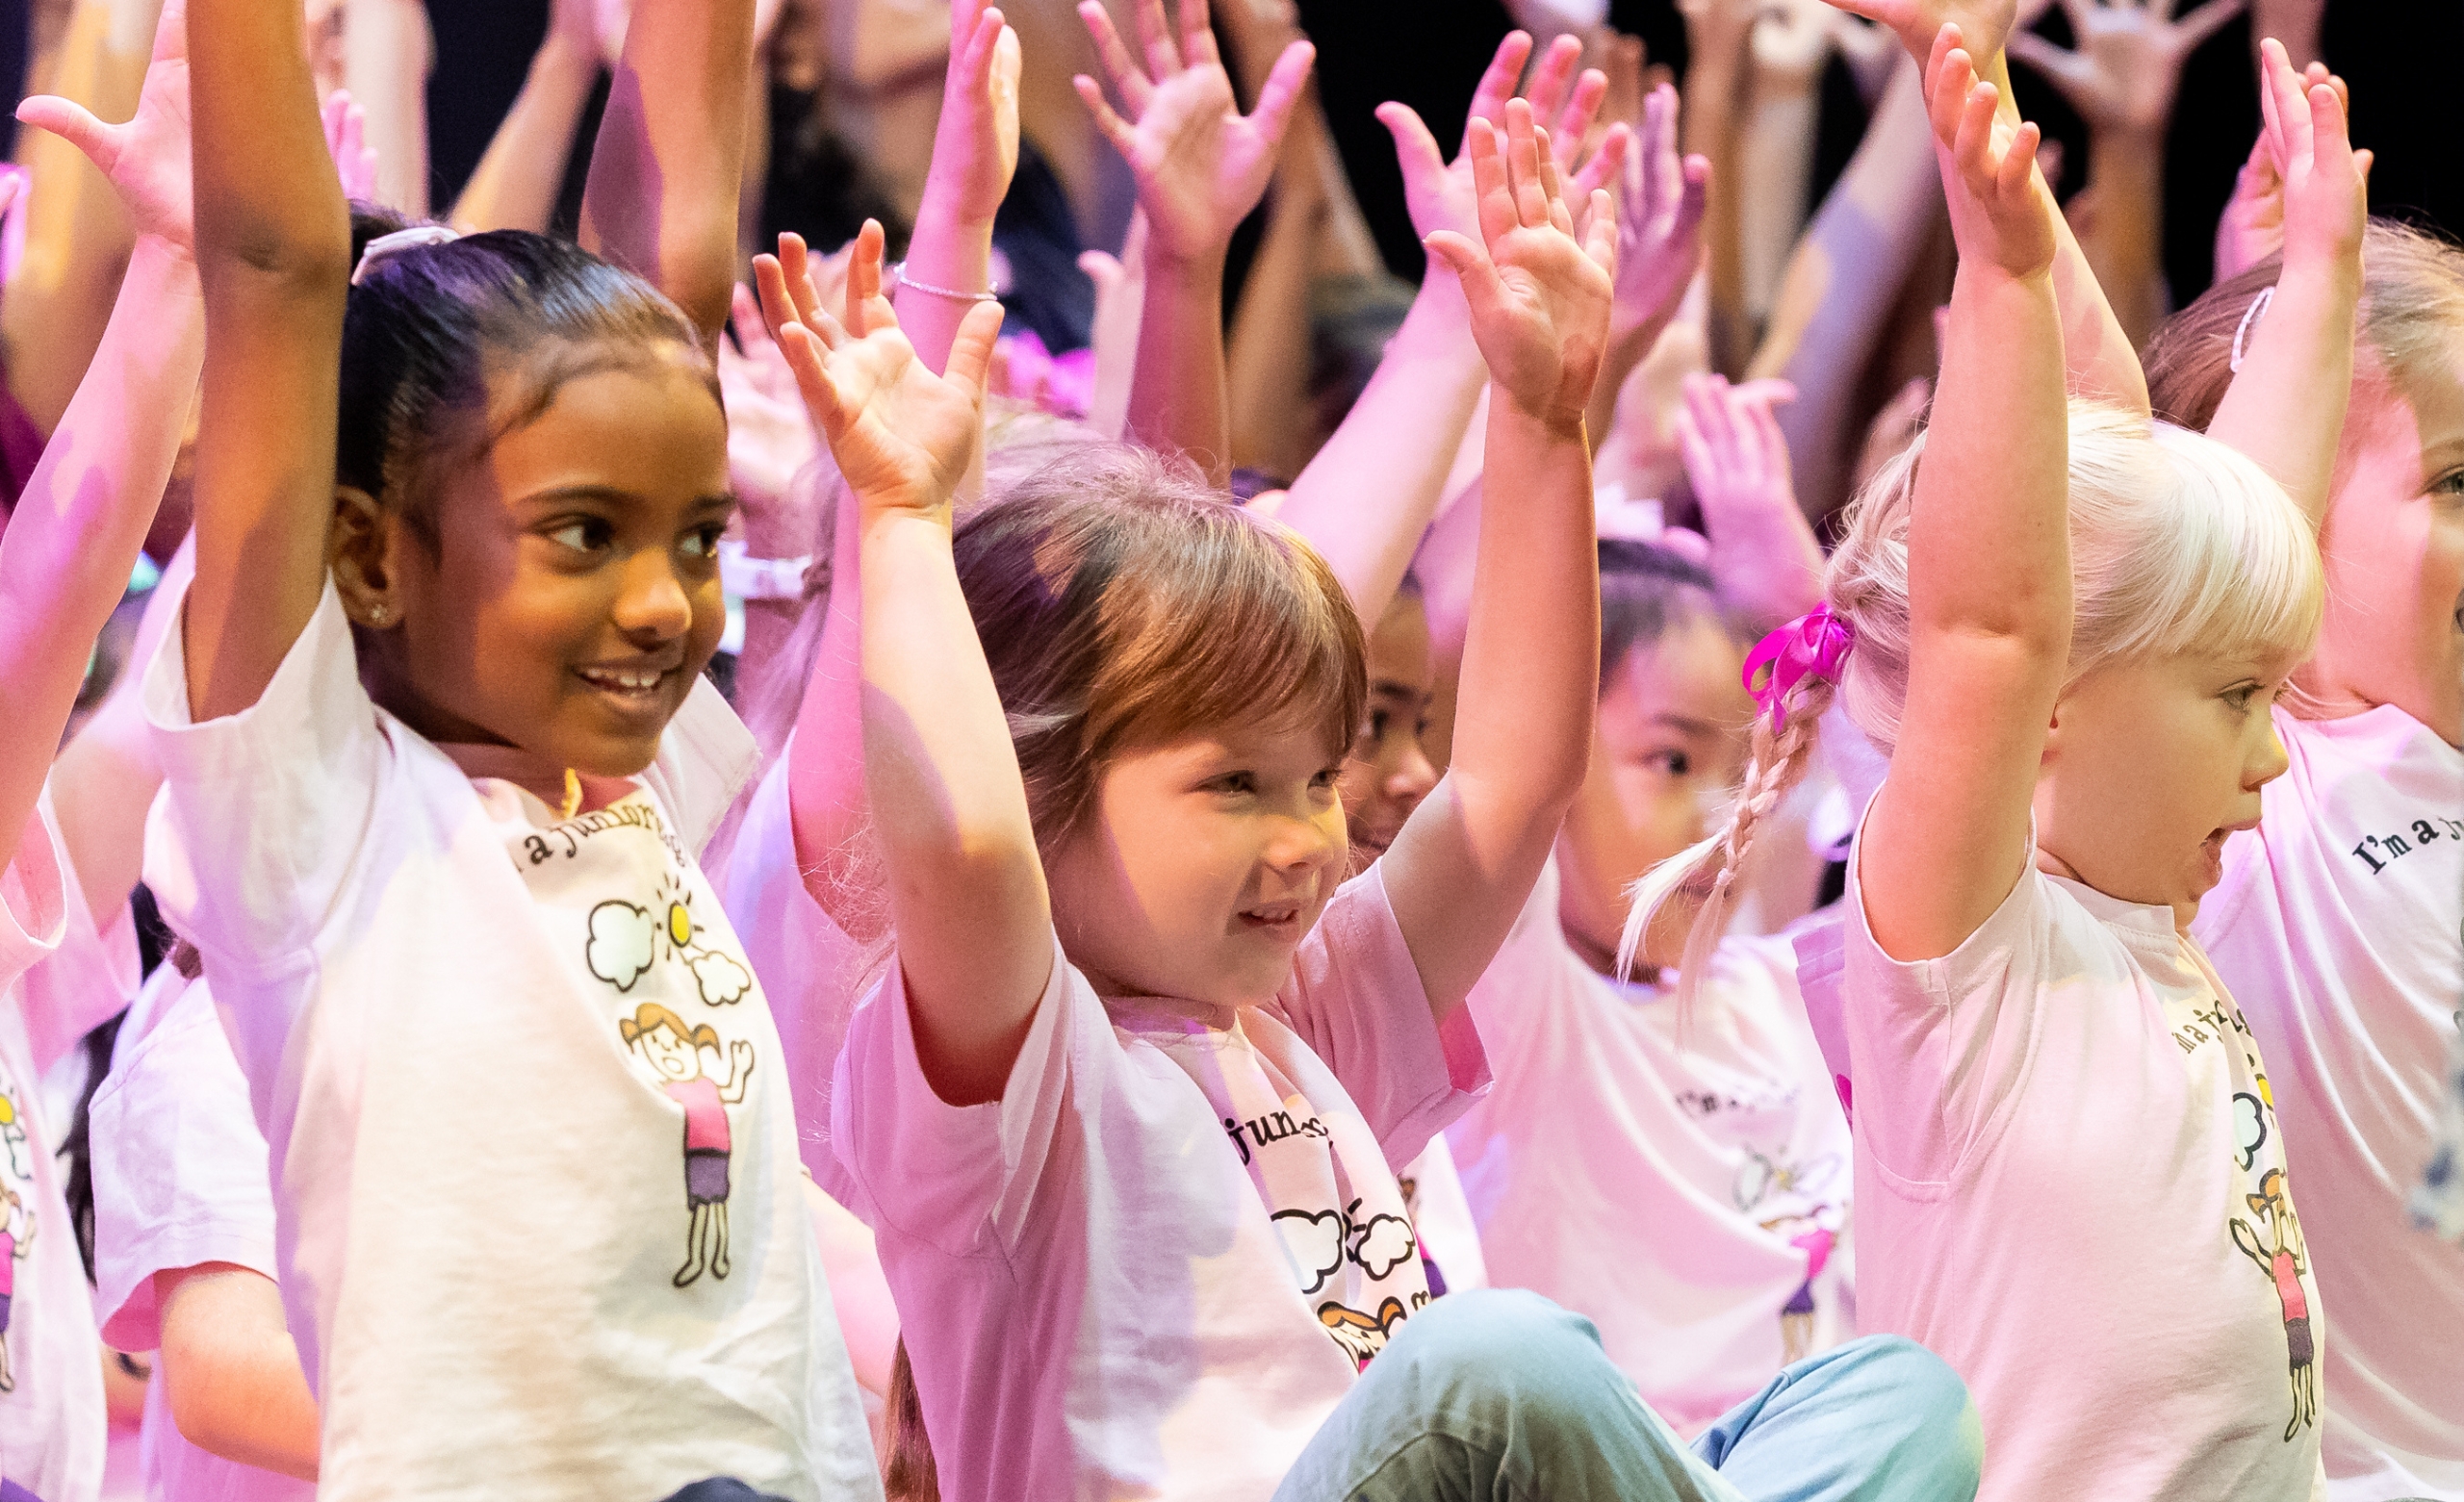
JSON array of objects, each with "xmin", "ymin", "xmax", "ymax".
[
  {"xmin": 2228, "ymin": 1167, "xmax": 2318, "ymax": 1441},
  {"xmin": 0, "ymin": 1186, "xmax": 27, "ymax": 1393},
  {"xmin": 619, "ymin": 1004, "xmax": 755, "ymax": 1287}
]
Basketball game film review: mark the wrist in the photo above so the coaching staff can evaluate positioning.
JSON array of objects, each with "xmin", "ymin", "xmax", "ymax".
[
  {"xmin": 531, "ymin": 28, "xmax": 601, "ymax": 83},
  {"xmin": 130, "ymin": 232, "xmax": 198, "ymax": 278},
  {"xmin": 914, "ymin": 183, "xmax": 1002, "ymax": 241},
  {"xmin": 1496, "ymin": 388, "xmax": 1590, "ymax": 446},
  {"xmin": 1142, "ymin": 242, "xmax": 1231, "ymax": 279}
]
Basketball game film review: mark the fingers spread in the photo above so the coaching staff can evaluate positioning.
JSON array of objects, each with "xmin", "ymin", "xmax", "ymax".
[
  {"xmin": 1248, "ymin": 39, "xmax": 1317, "ymax": 139},
  {"xmin": 1076, "ymin": 2, "xmax": 1155, "ymax": 115},
  {"xmin": 1465, "ymin": 30, "xmax": 1534, "ymax": 137}
]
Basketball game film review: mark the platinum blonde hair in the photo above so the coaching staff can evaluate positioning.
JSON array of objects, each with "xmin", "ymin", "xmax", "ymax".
[{"xmin": 1619, "ymin": 399, "xmax": 2324, "ymax": 1013}]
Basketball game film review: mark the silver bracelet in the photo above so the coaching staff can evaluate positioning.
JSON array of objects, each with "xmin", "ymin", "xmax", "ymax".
[{"xmin": 890, "ymin": 261, "xmax": 1002, "ymax": 304}]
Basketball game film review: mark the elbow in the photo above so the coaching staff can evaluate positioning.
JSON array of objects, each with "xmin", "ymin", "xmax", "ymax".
[{"xmin": 200, "ymin": 209, "xmax": 353, "ymax": 297}]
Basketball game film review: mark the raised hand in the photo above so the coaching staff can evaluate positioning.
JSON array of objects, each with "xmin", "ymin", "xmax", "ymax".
[
  {"xmin": 321, "ymin": 89, "xmax": 381, "ymax": 201},
  {"xmin": 2251, "ymin": 35, "xmax": 2365, "ymax": 273},
  {"xmin": 2211, "ymin": 58, "xmax": 2355, "ymax": 280},
  {"xmin": 15, "ymin": 0, "xmax": 194, "ymax": 250},
  {"xmin": 1424, "ymin": 100, "xmax": 1620, "ymax": 434},
  {"xmin": 756, "ymin": 223, "xmax": 1003, "ymax": 523},
  {"xmin": 1378, "ymin": 32, "xmax": 1630, "ymax": 254},
  {"xmin": 1676, "ymin": 372, "xmax": 1826, "ymax": 625},
  {"xmin": 2007, "ymin": 0, "xmax": 2245, "ymax": 139},
  {"xmin": 1821, "ymin": 0, "xmax": 2019, "ymax": 68},
  {"xmin": 1073, "ymin": 0, "xmax": 1314, "ymax": 262},
  {"xmin": 1610, "ymin": 83, "xmax": 1710, "ymax": 343},
  {"xmin": 920, "ymin": 1, "xmax": 1023, "ymax": 234},
  {"xmin": 1926, "ymin": 26, "xmax": 2055, "ymax": 278}
]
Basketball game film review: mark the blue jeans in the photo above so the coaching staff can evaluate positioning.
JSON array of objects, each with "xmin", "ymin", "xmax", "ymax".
[{"xmin": 1273, "ymin": 1289, "xmax": 1982, "ymax": 1502}]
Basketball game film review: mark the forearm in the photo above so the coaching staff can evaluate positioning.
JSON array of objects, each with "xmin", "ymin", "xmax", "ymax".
[
  {"xmin": 1125, "ymin": 250, "xmax": 1232, "ymax": 486},
  {"xmin": 1757, "ymin": 56, "xmax": 1940, "ymax": 517},
  {"xmin": 581, "ymin": 0, "xmax": 757, "ymax": 346},
  {"xmin": 449, "ymin": 31, "xmax": 598, "ymax": 233},
  {"xmin": 1274, "ymin": 271, "xmax": 1484, "ymax": 624},
  {"xmin": 2077, "ymin": 130, "xmax": 2168, "ymax": 352},
  {"xmin": 1689, "ymin": 52, "xmax": 1753, "ymax": 376},
  {"xmin": 895, "ymin": 191, "xmax": 1001, "ymax": 381},
  {"xmin": 340, "ymin": 0, "xmax": 429, "ymax": 215},
  {"xmin": 2, "ymin": 0, "xmax": 147, "ymax": 434},
  {"xmin": 1226, "ymin": 184, "xmax": 1323, "ymax": 479},
  {"xmin": 1986, "ymin": 53, "xmax": 2146, "ymax": 414},
  {"xmin": 1450, "ymin": 406, "xmax": 1599, "ymax": 831},
  {"xmin": 789, "ymin": 480, "xmax": 879, "ymax": 938},
  {"xmin": 1703, "ymin": 490, "xmax": 1825, "ymax": 631},
  {"xmin": 159, "ymin": 1266, "xmax": 319, "ymax": 1482},
  {"xmin": 1734, "ymin": 68, "xmax": 1824, "ymax": 348},
  {"xmin": 2203, "ymin": 246, "xmax": 2358, "ymax": 526},
  {"xmin": 0, "ymin": 237, "xmax": 199, "ymax": 877}
]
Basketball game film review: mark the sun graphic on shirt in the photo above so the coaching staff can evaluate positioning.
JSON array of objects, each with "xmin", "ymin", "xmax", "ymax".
[{"xmin": 667, "ymin": 897, "xmax": 693, "ymax": 949}]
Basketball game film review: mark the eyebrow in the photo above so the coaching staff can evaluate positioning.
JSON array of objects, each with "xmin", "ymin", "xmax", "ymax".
[
  {"xmin": 1370, "ymin": 679, "xmax": 1426, "ymax": 700},
  {"xmin": 1650, "ymin": 713, "xmax": 1725, "ymax": 739},
  {"xmin": 516, "ymin": 486, "xmax": 738, "ymax": 513}
]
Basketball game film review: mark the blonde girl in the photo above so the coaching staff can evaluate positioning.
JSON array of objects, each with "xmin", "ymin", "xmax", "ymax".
[{"xmin": 1633, "ymin": 17, "xmax": 2331, "ymax": 1500}]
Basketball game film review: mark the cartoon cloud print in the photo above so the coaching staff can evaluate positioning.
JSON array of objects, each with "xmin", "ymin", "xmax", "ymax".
[
  {"xmin": 690, "ymin": 950, "xmax": 754, "ymax": 1006},
  {"xmin": 2234, "ymin": 1091, "xmax": 2269, "ymax": 1172},
  {"xmin": 1348, "ymin": 1210, "xmax": 1418, "ymax": 1282},
  {"xmin": 587, "ymin": 901, "xmax": 657, "ymax": 992},
  {"xmin": 1272, "ymin": 1208, "xmax": 1348, "ymax": 1296}
]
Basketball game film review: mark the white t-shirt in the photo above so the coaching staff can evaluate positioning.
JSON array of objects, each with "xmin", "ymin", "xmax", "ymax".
[
  {"xmin": 138, "ymin": 583, "xmax": 881, "ymax": 1502},
  {"xmin": 2191, "ymin": 705, "xmax": 2464, "ymax": 1500},
  {"xmin": 90, "ymin": 961, "xmax": 315, "ymax": 1502},
  {"xmin": 834, "ymin": 865, "xmax": 1487, "ymax": 1502},
  {"xmin": 1839, "ymin": 832, "xmax": 2325, "ymax": 1502},
  {"xmin": 0, "ymin": 797, "xmax": 113, "ymax": 1502},
  {"xmin": 1446, "ymin": 858, "xmax": 1853, "ymax": 1436}
]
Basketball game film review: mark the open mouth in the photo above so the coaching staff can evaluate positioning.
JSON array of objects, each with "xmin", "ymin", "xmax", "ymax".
[
  {"xmin": 1237, "ymin": 902, "xmax": 1304, "ymax": 934},
  {"xmin": 576, "ymin": 662, "xmax": 679, "ymax": 706}
]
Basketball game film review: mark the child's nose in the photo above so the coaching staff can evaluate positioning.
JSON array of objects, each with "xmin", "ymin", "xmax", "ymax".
[
  {"xmin": 613, "ymin": 552, "xmax": 694, "ymax": 640},
  {"xmin": 2246, "ymin": 723, "xmax": 2292, "ymax": 790}
]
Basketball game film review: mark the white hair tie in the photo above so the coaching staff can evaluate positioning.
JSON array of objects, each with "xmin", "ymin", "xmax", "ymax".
[
  {"xmin": 352, "ymin": 224, "xmax": 462, "ymax": 286},
  {"xmin": 2229, "ymin": 286, "xmax": 2275, "ymax": 372}
]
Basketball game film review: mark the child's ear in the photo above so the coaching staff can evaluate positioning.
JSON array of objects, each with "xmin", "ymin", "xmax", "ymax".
[{"xmin": 328, "ymin": 487, "xmax": 401, "ymax": 630}]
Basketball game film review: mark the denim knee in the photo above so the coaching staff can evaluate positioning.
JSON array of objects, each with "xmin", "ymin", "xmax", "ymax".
[
  {"xmin": 1378, "ymin": 1287, "xmax": 1636, "ymax": 1434},
  {"xmin": 1834, "ymin": 1337, "xmax": 1983, "ymax": 1492}
]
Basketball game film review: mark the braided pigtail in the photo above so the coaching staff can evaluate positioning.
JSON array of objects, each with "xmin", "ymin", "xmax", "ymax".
[{"xmin": 1618, "ymin": 605, "xmax": 1852, "ymax": 1037}]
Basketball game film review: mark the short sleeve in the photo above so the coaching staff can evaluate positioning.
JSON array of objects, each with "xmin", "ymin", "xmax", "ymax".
[
  {"xmin": 641, "ymin": 675, "xmax": 761, "ymax": 858},
  {"xmin": 1838, "ymin": 828, "xmax": 2046, "ymax": 1194},
  {"xmin": 833, "ymin": 934, "xmax": 1084, "ymax": 1256},
  {"xmin": 1788, "ymin": 908, "xmax": 1854, "ymax": 1124},
  {"xmin": 90, "ymin": 972, "xmax": 278, "ymax": 1351},
  {"xmin": 721, "ymin": 750, "xmax": 872, "ymax": 1200},
  {"xmin": 12, "ymin": 793, "xmax": 141, "ymax": 1073},
  {"xmin": 0, "ymin": 795, "xmax": 68, "ymax": 993},
  {"xmin": 1275, "ymin": 864, "xmax": 1490, "ymax": 1170},
  {"xmin": 141, "ymin": 577, "xmax": 388, "ymax": 971}
]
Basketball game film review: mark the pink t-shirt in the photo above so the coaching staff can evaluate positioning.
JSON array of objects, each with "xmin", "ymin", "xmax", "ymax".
[
  {"xmin": 834, "ymin": 865, "xmax": 1487, "ymax": 1502},
  {"xmin": 2192, "ymin": 705, "xmax": 2464, "ymax": 1501},
  {"xmin": 1838, "ymin": 831, "xmax": 2324, "ymax": 1502},
  {"xmin": 90, "ymin": 963, "xmax": 317, "ymax": 1502},
  {"xmin": 1447, "ymin": 858, "xmax": 1853, "ymax": 1435},
  {"xmin": 0, "ymin": 797, "xmax": 114, "ymax": 1502}
]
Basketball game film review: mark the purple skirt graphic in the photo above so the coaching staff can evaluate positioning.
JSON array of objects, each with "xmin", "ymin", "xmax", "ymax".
[{"xmin": 685, "ymin": 1148, "xmax": 732, "ymax": 1207}]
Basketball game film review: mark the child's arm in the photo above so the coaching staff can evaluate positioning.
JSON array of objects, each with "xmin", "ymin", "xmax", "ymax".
[
  {"xmin": 447, "ymin": 0, "xmax": 606, "ymax": 233},
  {"xmin": 1825, "ymin": 0, "xmax": 2147, "ymax": 413},
  {"xmin": 1073, "ymin": 0, "xmax": 1313, "ymax": 487},
  {"xmin": 1860, "ymin": 29, "xmax": 2069, "ymax": 961},
  {"xmin": 2007, "ymin": 0, "xmax": 2246, "ymax": 350},
  {"xmin": 757, "ymin": 226, "xmax": 1027, "ymax": 1106},
  {"xmin": 1378, "ymin": 100, "xmax": 1616, "ymax": 1020},
  {"xmin": 1586, "ymin": 81, "xmax": 1710, "ymax": 453},
  {"xmin": 2199, "ymin": 38, "xmax": 2364, "ymax": 528},
  {"xmin": 1269, "ymin": 30, "xmax": 1555, "ymax": 625},
  {"xmin": 338, "ymin": 0, "xmax": 428, "ymax": 216},
  {"xmin": 182, "ymin": 0, "xmax": 352, "ymax": 725},
  {"xmin": 578, "ymin": 0, "xmax": 757, "ymax": 348},
  {"xmin": 0, "ymin": 0, "xmax": 153, "ymax": 436},
  {"xmin": 157, "ymin": 1262, "xmax": 319, "ymax": 1481},
  {"xmin": 0, "ymin": 0, "xmax": 203, "ymax": 878},
  {"xmin": 894, "ymin": 1, "xmax": 1019, "ymax": 380}
]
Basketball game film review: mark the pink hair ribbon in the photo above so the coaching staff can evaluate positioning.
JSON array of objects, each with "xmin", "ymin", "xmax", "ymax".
[{"xmin": 1742, "ymin": 603, "xmax": 1852, "ymax": 728}]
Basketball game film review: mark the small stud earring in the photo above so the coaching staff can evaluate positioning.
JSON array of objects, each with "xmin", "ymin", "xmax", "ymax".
[{"xmin": 368, "ymin": 603, "xmax": 389, "ymax": 625}]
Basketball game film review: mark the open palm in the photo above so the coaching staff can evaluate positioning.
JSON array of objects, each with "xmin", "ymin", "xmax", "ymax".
[
  {"xmin": 1074, "ymin": 0, "xmax": 1314, "ymax": 260},
  {"xmin": 1822, "ymin": 0, "xmax": 2018, "ymax": 63},
  {"xmin": 16, "ymin": 0, "xmax": 192, "ymax": 249},
  {"xmin": 1425, "ymin": 100, "xmax": 1619, "ymax": 433},
  {"xmin": 756, "ymin": 225, "xmax": 1000, "ymax": 522}
]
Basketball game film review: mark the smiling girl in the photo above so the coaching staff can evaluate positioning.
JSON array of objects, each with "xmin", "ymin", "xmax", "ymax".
[{"xmin": 135, "ymin": 0, "xmax": 881, "ymax": 1494}]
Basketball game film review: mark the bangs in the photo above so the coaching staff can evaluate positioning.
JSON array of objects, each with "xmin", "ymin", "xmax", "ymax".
[
  {"xmin": 2078, "ymin": 418, "xmax": 2323, "ymax": 672},
  {"xmin": 1090, "ymin": 507, "xmax": 1366, "ymax": 763}
]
